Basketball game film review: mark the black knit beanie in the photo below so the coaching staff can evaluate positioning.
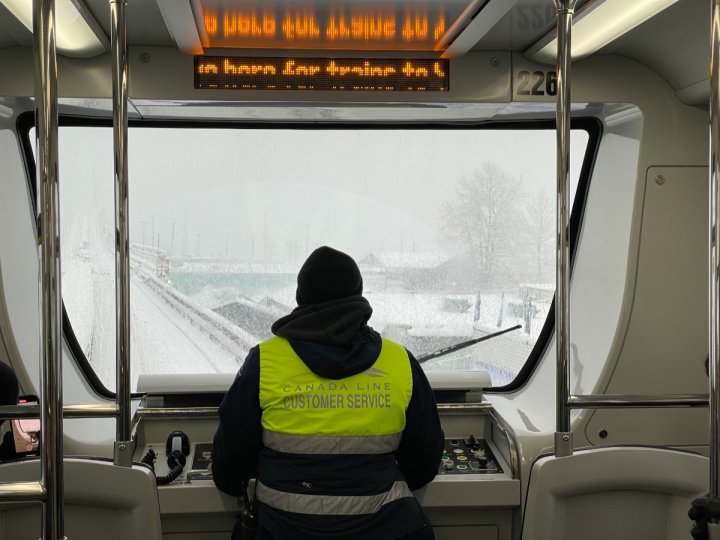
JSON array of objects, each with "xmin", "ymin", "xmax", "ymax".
[{"xmin": 296, "ymin": 246, "xmax": 363, "ymax": 306}]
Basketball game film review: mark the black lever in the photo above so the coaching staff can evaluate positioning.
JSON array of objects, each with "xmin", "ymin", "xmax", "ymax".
[{"xmin": 166, "ymin": 431, "xmax": 190, "ymax": 467}]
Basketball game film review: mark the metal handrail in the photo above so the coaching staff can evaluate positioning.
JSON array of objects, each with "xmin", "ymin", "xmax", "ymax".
[
  {"xmin": 0, "ymin": 1, "xmax": 133, "ymax": 538},
  {"xmin": 134, "ymin": 407, "xmax": 221, "ymax": 420},
  {"xmin": 568, "ymin": 394, "xmax": 710, "ymax": 409},
  {"xmin": 554, "ymin": 0, "xmax": 576, "ymax": 458},
  {"xmin": 0, "ymin": 482, "xmax": 46, "ymax": 502},
  {"xmin": 111, "ymin": 0, "xmax": 132, "ymax": 466},
  {"xmin": 33, "ymin": 0, "xmax": 64, "ymax": 537},
  {"xmin": 552, "ymin": 5, "xmax": 719, "ymax": 510},
  {"xmin": 0, "ymin": 404, "xmax": 120, "ymax": 419},
  {"xmin": 0, "ymin": 0, "xmax": 65, "ymax": 531},
  {"xmin": 710, "ymin": 0, "xmax": 720, "ymax": 499}
]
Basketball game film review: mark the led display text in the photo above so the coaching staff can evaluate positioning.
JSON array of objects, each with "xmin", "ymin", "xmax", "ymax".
[{"xmin": 194, "ymin": 56, "xmax": 449, "ymax": 92}]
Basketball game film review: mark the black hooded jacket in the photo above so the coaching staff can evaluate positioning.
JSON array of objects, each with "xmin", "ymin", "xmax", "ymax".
[{"xmin": 213, "ymin": 296, "xmax": 444, "ymax": 539}]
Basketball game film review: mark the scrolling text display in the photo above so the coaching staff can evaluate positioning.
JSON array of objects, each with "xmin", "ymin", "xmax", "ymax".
[{"xmin": 194, "ymin": 56, "xmax": 449, "ymax": 91}]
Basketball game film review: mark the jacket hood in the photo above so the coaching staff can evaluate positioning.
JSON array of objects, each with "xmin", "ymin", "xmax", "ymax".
[
  {"xmin": 270, "ymin": 296, "xmax": 381, "ymax": 379},
  {"xmin": 271, "ymin": 295, "xmax": 372, "ymax": 345}
]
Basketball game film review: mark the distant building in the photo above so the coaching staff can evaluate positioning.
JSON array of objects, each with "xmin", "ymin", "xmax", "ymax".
[
  {"xmin": 518, "ymin": 283, "xmax": 554, "ymax": 302},
  {"xmin": 358, "ymin": 252, "xmax": 451, "ymax": 270},
  {"xmin": 358, "ymin": 252, "xmax": 452, "ymax": 292}
]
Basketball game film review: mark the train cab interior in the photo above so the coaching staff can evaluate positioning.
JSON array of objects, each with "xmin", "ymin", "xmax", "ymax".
[{"xmin": 0, "ymin": 0, "xmax": 716, "ymax": 539}]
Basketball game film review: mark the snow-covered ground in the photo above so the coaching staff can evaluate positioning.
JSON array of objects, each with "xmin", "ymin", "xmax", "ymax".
[
  {"xmin": 62, "ymin": 217, "xmax": 245, "ymax": 390},
  {"xmin": 62, "ymin": 211, "xmax": 548, "ymax": 389},
  {"xmin": 183, "ymin": 278, "xmax": 547, "ymax": 386}
]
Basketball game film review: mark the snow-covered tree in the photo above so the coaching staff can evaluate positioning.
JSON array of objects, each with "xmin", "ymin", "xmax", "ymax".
[
  {"xmin": 520, "ymin": 188, "xmax": 554, "ymax": 283},
  {"xmin": 440, "ymin": 163, "xmax": 523, "ymax": 289}
]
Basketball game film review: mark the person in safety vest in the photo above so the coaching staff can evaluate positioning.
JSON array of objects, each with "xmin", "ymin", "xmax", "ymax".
[{"xmin": 213, "ymin": 246, "xmax": 444, "ymax": 540}]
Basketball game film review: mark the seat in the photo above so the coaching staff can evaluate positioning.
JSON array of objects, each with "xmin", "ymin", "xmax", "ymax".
[
  {"xmin": 521, "ymin": 446, "xmax": 708, "ymax": 540},
  {"xmin": 0, "ymin": 457, "xmax": 162, "ymax": 540}
]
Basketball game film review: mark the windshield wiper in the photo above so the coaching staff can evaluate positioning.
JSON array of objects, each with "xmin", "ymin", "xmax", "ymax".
[{"xmin": 416, "ymin": 324, "xmax": 522, "ymax": 364}]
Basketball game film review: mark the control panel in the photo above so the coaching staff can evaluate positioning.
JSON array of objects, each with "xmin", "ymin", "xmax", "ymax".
[
  {"xmin": 438, "ymin": 436, "xmax": 502, "ymax": 475},
  {"xmin": 186, "ymin": 443, "xmax": 214, "ymax": 481},
  {"xmin": 143, "ymin": 437, "xmax": 503, "ymax": 482},
  {"xmin": 132, "ymin": 404, "xmax": 520, "ymax": 540}
]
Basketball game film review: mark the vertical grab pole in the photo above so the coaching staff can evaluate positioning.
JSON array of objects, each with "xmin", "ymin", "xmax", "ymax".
[
  {"xmin": 710, "ymin": 0, "xmax": 720, "ymax": 500},
  {"xmin": 554, "ymin": 0, "xmax": 576, "ymax": 458},
  {"xmin": 110, "ymin": 0, "xmax": 132, "ymax": 466},
  {"xmin": 33, "ymin": 0, "xmax": 65, "ymax": 537}
]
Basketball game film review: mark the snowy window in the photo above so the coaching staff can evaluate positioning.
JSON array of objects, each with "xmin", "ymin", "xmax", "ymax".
[{"xmin": 52, "ymin": 125, "xmax": 590, "ymax": 391}]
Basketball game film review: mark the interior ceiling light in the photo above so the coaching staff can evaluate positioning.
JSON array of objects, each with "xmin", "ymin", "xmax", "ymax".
[
  {"xmin": 526, "ymin": 0, "xmax": 680, "ymax": 64},
  {"xmin": 1, "ymin": 0, "xmax": 107, "ymax": 57}
]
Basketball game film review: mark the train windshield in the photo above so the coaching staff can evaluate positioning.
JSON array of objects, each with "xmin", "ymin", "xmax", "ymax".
[{"xmin": 49, "ymin": 124, "xmax": 590, "ymax": 391}]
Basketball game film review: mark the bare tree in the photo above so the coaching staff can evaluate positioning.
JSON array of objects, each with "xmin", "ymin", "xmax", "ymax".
[
  {"xmin": 521, "ymin": 189, "xmax": 554, "ymax": 283},
  {"xmin": 441, "ymin": 163, "xmax": 523, "ymax": 288}
]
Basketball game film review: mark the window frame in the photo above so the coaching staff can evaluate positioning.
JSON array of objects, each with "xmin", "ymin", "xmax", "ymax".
[{"xmin": 17, "ymin": 112, "xmax": 602, "ymax": 398}]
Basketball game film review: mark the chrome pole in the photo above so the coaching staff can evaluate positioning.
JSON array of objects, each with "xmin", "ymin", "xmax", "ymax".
[
  {"xmin": 568, "ymin": 394, "xmax": 709, "ymax": 409},
  {"xmin": 0, "ymin": 482, "xmax": 47, "ymax": 502},
  {"xmin": 33, "ymin": 0, "xmax": 64, "ymax": 537},
  {"xmin": 110, "ymin": 0, "xmax": 132, "ymax": 466},
  {"xmin": 554, "ymin": 0, "xmax": 576, "ymax": 458},
  {"xmin": 0, "ymin": 403, "xmax": 120, "ymax": 419},
  {"xmin": 710, "ymin": 0, "xmax": 720, "ymax": 499}
]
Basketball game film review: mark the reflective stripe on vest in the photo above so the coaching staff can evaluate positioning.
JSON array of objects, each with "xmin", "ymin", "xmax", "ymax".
[
  {"xmin": 259, "ymin": 336, "xmax": 413, "ymax": 449},
  {"xmin": 262, "ymin": 430, "xmax": 402, "ymax": 455},
  {"xmin": 256, "ymin": 480, "xmax": 413, "ymax": 516}
]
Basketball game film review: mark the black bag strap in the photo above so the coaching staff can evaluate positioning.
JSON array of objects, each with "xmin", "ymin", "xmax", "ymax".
[{"xmin": 232, "ymin": 480, "xmax": 258, "ymax": 540}]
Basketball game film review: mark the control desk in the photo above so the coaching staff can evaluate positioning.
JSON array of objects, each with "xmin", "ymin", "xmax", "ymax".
[
  {"xmin": 134, "ymin": 413, "xmax": 518, "ymax": 540},
  {"xmin": 133, "ymin": 375, "xmax": 519, "ymax": 540}
]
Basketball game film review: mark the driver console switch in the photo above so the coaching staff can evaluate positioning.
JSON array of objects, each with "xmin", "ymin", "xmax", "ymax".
[{"xmin": 438, "ymin": 435, "xmax": 502, "ymax": 475}]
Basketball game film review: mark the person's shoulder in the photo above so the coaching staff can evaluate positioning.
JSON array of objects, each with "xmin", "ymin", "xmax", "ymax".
[
  {"xmin": 236, "ymin": 345, "xmax": 261, "ymax": 377},
  {"xmin": 258, "ymin": 335, "xmax": 293, "ymax": 351},
  {"xmin": 377, "ymin": 334, "xmax": 415, "ymax": 360}
]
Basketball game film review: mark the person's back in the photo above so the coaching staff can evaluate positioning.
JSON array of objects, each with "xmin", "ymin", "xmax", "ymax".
[{"xmin": 213, "ymin": 246, "xmax": 444, "ymax": 540}]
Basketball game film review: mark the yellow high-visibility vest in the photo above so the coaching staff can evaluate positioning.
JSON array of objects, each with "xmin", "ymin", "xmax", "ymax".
[{"xmin": 259, "ymin": 336, "xmax": 413, "ymax": 453}]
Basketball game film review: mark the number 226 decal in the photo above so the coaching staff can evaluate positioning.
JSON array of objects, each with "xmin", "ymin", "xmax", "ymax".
[{"xmin": 516, "ymin": 70, "xmax": 558, "ymax": 97}]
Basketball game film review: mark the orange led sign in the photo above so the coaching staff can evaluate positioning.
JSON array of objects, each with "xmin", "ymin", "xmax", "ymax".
[
  {"xmin": 192, "ymin": 0, "xmax": 470, "ymax": 51},
  {"xmin": 203, "ymin": 12, "xmax": 444, "ymax": 48},
  {"xmin": 194, "ymin": 56, "xmax": 449, "ymax": 92}
]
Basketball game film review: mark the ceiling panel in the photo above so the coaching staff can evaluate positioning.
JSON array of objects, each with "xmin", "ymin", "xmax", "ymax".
[
  {"xmin": 472, "ymin": 0, "xmax": 592, "ymax": 52},
  {"xmin": 0, "ymin": 3, "xmax": 32, "ymax": 50},
  {"xmin": 472, "ymin": 0, "xmax": 556, "ymax": 51},
  {"xmin": 0, "ymin": 27, "xmax": 17, "ymax": 50},
  {"xmin": 85, "ymin": 0, "xmax": 175, "ymax": 47},
  {"xmin": 599, "ymin": 0, "xmax": 708, "ymax": 96}
]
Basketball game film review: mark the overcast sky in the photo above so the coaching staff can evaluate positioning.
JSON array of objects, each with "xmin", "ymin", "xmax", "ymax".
[{"xmin": 58, "ymin": 126, "xmax": 588, "ymax": 265}]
